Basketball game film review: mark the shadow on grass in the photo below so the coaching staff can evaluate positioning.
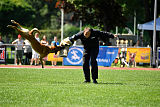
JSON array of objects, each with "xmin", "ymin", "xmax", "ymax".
[
  {"xmin": 98, "ymin": 82, "xmax": 125, "ymax": 85},
  {"xmin": 50, "ymin": 81, "xmax": 66, "ymax": 84},
  {"xmin": 98, "ymin": 82, "xmax": 150, "ymax": 86}
]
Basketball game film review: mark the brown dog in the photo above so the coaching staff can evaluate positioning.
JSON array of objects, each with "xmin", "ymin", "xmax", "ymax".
[
  {"xmin": 7, "ymin": 20, "xmax": 64, "ymax": 68},
  {"xmin": 128, "ymin": 51, "xmax": 137, "ymax": 67}
]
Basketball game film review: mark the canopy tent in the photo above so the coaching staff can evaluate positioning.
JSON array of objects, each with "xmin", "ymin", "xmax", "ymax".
[{"xmin": 137, "ymin": 17, "xmax": 160, "ymax": 31}]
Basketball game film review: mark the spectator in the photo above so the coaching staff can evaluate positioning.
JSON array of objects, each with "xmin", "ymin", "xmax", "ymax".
[
  {"xmin": 12, "ymin": 34, "xmax": 24, "ymax": 65},
  {"xmin": 134, "ymin": 40, "xmax": 140, "ymax": 47},
  {"xmin": 51, "ymin": 36, "xmax": 59, "ymax": 66},
  {"xmin": 0, "ymin": 35, "xmax": 5, "ymax": 45},
  {"xmin": 40, "ymin": 35, "xmax": 49, "ymax": 65},
  {"xmin": 23, "ymin": 39, "xmax": 32, "ymax": 65},
  {"xmin": 30, "ymin": 33, "xmax": 40, "ymax": 66},
  {"xmin": 41, "ymin": 35, "xmax": 49, "ymax": 45}
]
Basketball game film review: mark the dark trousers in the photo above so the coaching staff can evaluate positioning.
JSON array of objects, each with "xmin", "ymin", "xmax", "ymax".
[
  {"xmin": 24, "ymin": 52, "xmax": 32, "ymax": 65},
  {"xmin": 83, "ymin": 47, "xmax": 99, "ymax": 80}
]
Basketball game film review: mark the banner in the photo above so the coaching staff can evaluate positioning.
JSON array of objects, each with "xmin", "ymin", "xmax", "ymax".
[
  {"xmin": 97, "ymin": 46, "xmax": 119, "ymax": 66},
  {"xmin": 0, "ymin": 45, "xmax": 6, "ymax": 64},
  {"xmin": 63, "ymin": 46, "xmax": 119, "ymax": 66},
  {"xmin": 47, "ymin": 53, "xmax": 63, "ymax": 62},
  {"xmin": 63, "ymin": 46, "xmax": 84, "ymax": 66},
  {"xmin": 126, "ymin": 48, "xmax": 151, "ymax": 63}
]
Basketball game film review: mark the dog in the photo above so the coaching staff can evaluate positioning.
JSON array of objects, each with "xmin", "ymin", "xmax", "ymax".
[
  {"xmin": 128, "ymin": 51, "xmax": 137, "ymax": 67},
  {"xmin": 7, "ymin": 20, "xmax": 64, "ymax": 68}
]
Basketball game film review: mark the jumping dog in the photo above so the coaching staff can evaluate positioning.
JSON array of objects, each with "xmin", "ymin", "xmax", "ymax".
[{"xmin": 7, "ymin": 20, "xmax": 64, "ymax": 68}]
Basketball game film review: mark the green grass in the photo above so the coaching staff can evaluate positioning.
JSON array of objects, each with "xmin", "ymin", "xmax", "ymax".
[{"xmin": 0, "ymin": 68, "xmax": 160, "ymax": 107}]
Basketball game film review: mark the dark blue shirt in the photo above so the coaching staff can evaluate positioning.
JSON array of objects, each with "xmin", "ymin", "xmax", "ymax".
[{"xmin": 69, "ymin": 29, "xmax": 114, "ymax": 49}]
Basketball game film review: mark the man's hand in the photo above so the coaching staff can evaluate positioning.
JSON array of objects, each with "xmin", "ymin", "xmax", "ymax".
[
  {"xmin": 114, "ymin": 34, "xmax": 118, "ymax": 38},
  {"xmin": 60, "ymin": 37, "xmax": 72, "ymax": 46}
]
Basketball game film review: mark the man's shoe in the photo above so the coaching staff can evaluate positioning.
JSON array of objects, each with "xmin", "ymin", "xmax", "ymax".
[
  {"xmin": 83, "ymin": 80, "xmax": 91, "ymax": 83},
  {"xmin": 93, "ymin": 80, "xmax": 98, "ymax": 84}
]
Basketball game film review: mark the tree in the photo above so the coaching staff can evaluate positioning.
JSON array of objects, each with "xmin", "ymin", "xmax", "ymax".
[
  {"xmin": 65, "ymin": 0, "xmax": 126, "ymax": 31},
  {"xmin": 25, "ymin": 0, "xmax": 60, "ymax": 29},
  {"xmin": 0, "ymin": 0, "xmax": 35, "ymax": 36},
  {"xmin": 0, "ymin": 0, "xmax": 61, "ymax": 42},
  {"xmin": 66, "ymin": 0, "xmax": 160, "ymax": 46}
]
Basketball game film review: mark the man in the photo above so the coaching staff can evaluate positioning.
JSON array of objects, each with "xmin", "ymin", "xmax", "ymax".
[
  {"xmin": 12, "ymin": 34, "xmax": 24, "ymax": 65},
  {"xmin": 60, "ymin": 27, "xmax": 117, "ymax": 84},
  {"xmin": 23, "ymin": 39, "xmax": 32, "ymax": 65},
  {"xmin": 30, "ymin": 33, "xmax": 40, "ymax": 66}
]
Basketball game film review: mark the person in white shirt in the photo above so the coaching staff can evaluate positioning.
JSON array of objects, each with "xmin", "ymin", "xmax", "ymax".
[
  {"xmin": 30, "ymin": 33, "xmax": 40, "ymax": 65},
  {"xmin": 23, "ymin": 39, "xmax": 32, "ymax": 65},
  {"xmin": 12, "ymin": 34, "xmax": 24, "ymax": 65}
]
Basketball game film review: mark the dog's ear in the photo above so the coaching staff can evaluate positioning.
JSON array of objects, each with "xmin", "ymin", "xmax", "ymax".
[{"xmin": 30, "ymin": 28, "xmax": 40, "ymax": 35}]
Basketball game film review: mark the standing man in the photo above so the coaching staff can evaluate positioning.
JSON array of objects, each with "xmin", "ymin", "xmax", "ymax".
[
  {"xmin": 23, "ymin": 39, "xmax": 32, "ymax": 65},
  {"xmin": 60, "ymin": 27, "xmax": 117, "ymax": 84},
  {"xmin": 12, "ymin": 34, "xmax": 24, "ymax": 65},
  {"xmin": 30, "ymin": 33, "xmax": 40, "ymax": 65}
]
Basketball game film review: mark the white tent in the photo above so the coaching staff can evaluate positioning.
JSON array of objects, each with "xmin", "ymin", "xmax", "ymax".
[{"xmin": 137, "ymin": 17, "xmax": 160, "ymax": 31}]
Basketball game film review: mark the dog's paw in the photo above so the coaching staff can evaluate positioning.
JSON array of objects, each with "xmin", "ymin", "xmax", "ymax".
[
  {"xmin": 7, "ymin": 25, "xmax": 13, "ymax": 28},
  {"xmin": 11, "ymin": 20, "xmax": 16, "ymax": 23},
  {"xmin": 60, "ymin": 37, "xmax": 72, "ymax": 46}
]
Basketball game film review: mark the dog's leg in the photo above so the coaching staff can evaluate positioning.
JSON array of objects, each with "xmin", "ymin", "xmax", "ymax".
[
  {"xmin": 11, "ymin": 20, "xmax": 29, "ymax": 32},
  {"xmin": 40, "ymin": 57, "xmax": 44, "ymax": 68},
  {"xmin": 7, "ymin": 25, "xmax": 23, "ymax": 34},
  {"xmin": 11, "ymin": 20, "xmax": 22, "ymax": 28},
  {"xmin": 7, "ymin": 25, "xmax": 18, "ymax": 30}
]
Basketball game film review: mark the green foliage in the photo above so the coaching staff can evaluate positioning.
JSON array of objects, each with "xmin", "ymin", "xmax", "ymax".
[
  {"xmin": 82, "ymin": 24, "xmax": 102, "ymax": 31},
  {"xmin": 0, "ymin": 68, "xmax": 160, "ymax": 106},
  {"xmin": 63, "ymin": 24, "xmax": 79, "ymax": 38},
  {"xmin": 1, "ymin": 0, "xmax": 160, "ymax": 45},
  {"xmin": 66, "ymin": 0, "xmax": 126, "ymax": 31},
  {"xmin": 0, "ymin": 0, "xmax": 35, "ymax": 37},
  {"xmin": 66, "ymin": 0, "xmax": 160, "ymax": 46},
  {"xmin": 0, "ymin": 0, "xmax": 61, "ymax": 42}
]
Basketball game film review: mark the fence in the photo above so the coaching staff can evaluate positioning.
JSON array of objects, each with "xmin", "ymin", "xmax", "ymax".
[
  {"xmin": 0, "ymin": 45, "xmax": 6, "ymax": 64},
  {"xmin": 0, "ymin": 44, "xmax": 155, "ymax": 67},
  {"xmin": 0, "ymin": 44, "xmax": 63, "ymax": 65},
  {"xmin": 0, "ymin": 44, "xmax": 24, "ymax": 64},
  {"xmin": 62, "ymin": 46, "xmax": 152, "ymax": 67}
]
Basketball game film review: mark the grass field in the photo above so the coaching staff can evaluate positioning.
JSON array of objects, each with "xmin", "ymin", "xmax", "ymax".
[{"xmin": 0, "ymin": 68, "xmax": 160, "ymax": 107}]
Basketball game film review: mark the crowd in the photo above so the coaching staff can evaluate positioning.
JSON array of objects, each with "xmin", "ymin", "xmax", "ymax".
[{"xmin": 1, "ymin": 34, "xmax": 59, "ymax": 66}]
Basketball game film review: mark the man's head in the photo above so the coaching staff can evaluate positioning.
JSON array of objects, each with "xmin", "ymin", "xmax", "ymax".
[
  {"xmin": 84, "ymin": 27, "xmax": 91, "ymax": 38},
  {"xmin": 18, "ymin": 34, "xmax": 21, "ymax": 39},
  {"xmin": 54, "ymin": 36, "xmax": 57, "ymax": 41},
  {"xmin": 35, "ymin": 33, "xmax": 39, "ymax": 38}
]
